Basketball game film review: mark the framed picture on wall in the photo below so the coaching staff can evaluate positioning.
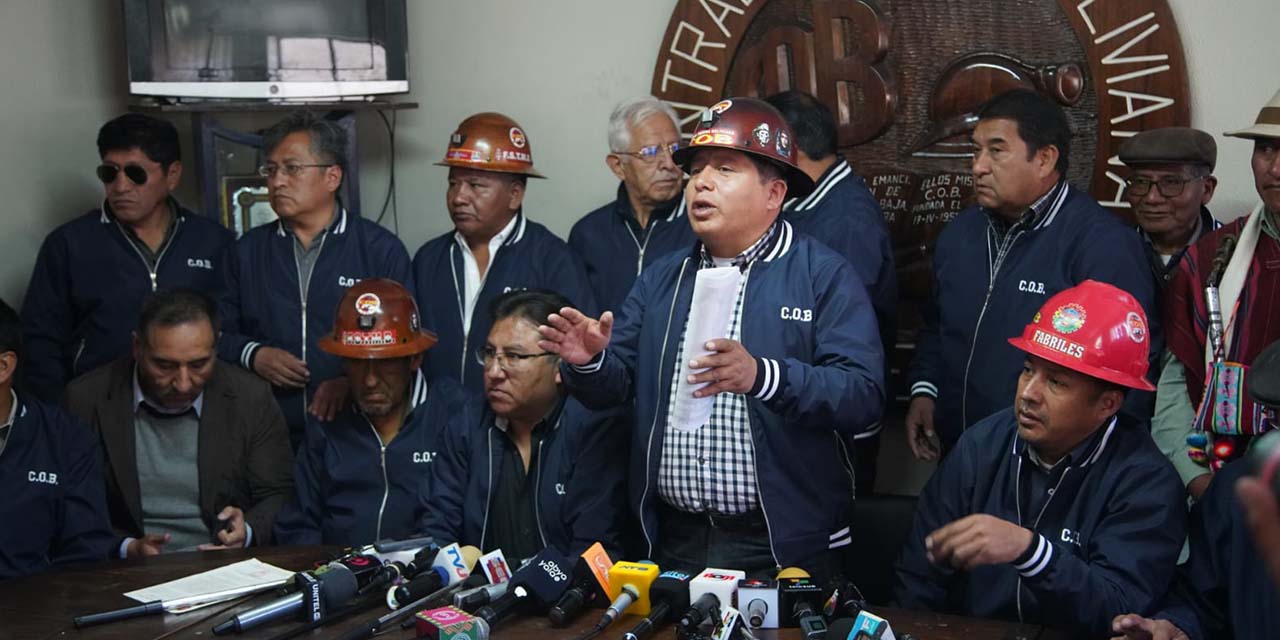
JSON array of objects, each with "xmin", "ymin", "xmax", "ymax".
[{"xmin": 220, "ymin": 175, "xmax": 276, "ymax": 237}]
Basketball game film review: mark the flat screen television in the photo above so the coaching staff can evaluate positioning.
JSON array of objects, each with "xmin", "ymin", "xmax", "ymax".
[{"xmin": 122, "ymin": 0, "xmax": 409, "ymax": 100}]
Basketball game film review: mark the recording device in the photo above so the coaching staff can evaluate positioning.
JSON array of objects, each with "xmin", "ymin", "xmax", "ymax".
[
  {"xmin": 737, "ymin": 578, "xmax": 778, "ymax": 629},
  {"xmin": 581, "ymin": 560, "xmax": 660, "ymax": 634},
  {"xmin": 622, "ymin": 570, "xmax": 693, "ymax": 640},
  {"xmin": 710, "ymin": 606, "xmax": 750, "ymax": 640},
  {"xmin": 548, "ymin": 542, "xmax": 614, "ymax": 626},
  {"xmin": 680, "ymin": 568, "xmax": 746, "ymax": 632},
  {"xmin": 414, "ymin": 605, "xmax": 491, "ymax": 640},
  {"xmin": 339, "ymin": 546, "xmax": 482, "ymax": 640},
  {"xmin": 212, "ymin": 563, "xmax": 358, "ymax": 635},
  {"xmin": 838, "ymin": 610, "xmax": 895, "ymax": 640},
  {"xmin": 358, "ymin": 541, "xmax": 444, "ymax": 596},
  {"xmin": 778, "ymin": 567, "xmax": 826, "ymax": 639},
  {"xmin": 388, "ymin": 544, "xmax": 479, "ymax": 609},
  {"xmin": 474, "ymin": 547, "xmax": 573, "ymax": 625}
]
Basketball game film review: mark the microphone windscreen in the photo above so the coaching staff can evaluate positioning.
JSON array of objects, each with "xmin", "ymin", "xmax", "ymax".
[{"xmin": 318, "ymin": 565, "xmax": 359, "ymax": 608}]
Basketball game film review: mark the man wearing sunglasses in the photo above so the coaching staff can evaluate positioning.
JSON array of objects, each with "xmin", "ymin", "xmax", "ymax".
[
  {"xmin": 21, "ymin": 114, "xmax": 234, "ymax": 403},
  {"xmin": 569, "ymin": 96, "xmax": 695, "ymax": 316},
  {"xmin": 423, "ymin": 289, "xmax": 626, "ymax": 560},
  {"xmin": 217, "ymin": 112, "xmax": 413, "ymax": 449},
  {"xmin": 1118, "ymin": 127, "xmax": 1221, "ymax": 295}
]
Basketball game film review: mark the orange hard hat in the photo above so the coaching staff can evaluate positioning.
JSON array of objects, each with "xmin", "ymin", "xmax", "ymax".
[
  {"xmin": 317, "ymin": 279, "xmax": 438, "ymax": 359},
  {"xmin": 671, "ymin": 97, "xmax": 814, "ymax": 197},
  {"xmin": 436, "ymin": 112, "xmax": 545, "ymax": 178},
  {"xmin": 1007, "ymin": 280, "xmax": 1155, "ymax": 391}
]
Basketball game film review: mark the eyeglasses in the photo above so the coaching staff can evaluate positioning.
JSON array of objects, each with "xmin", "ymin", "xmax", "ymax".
[
  {"xmin": 475, "ymin": 346, "xmax": 557, "ymax": 371},
  {"xmin": 257, "ymin": 163, "xmax": 335, "ymax": 179},
  {"xmin": 614, "ymin": 142, "xmax": 682, "ymax": 163},
  {"xmin": 1125, "ymin": 175, "xmax": 1205, "ymax": 198},
  {"xmin": 96, "ymin": 164, "xmax": 149, "ymax": 186}
]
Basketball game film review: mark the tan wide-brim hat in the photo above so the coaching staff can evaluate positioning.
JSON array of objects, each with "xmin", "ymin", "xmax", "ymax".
[{"xmin": 1225, "ymin": 88, "xmax": 1280, "ymax": 140}]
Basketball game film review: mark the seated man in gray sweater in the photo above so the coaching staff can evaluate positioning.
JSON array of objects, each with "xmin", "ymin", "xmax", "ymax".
[{"xmin": 65, "ymin": 289, "xmax": 293, "ymax": 555}]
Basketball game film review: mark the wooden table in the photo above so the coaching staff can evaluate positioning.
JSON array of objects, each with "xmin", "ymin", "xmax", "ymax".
[{"xmin": 0, "ymin": 547, "xmax": 1066, "ymax": 639}]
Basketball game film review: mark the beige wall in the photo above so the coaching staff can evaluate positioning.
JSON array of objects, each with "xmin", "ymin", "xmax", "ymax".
[{"xmin": 1, "ymin": 0, "xmax": 1275, "ymax": 310}]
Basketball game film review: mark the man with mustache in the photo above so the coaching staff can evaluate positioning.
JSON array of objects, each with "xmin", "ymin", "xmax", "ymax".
[
  {"xmin": 22, "ymin": 113, "xmax": 233, "ymax": 403},
  {"xmin": 1156, "ymin": 88, "xmax": 1280, "ymax": 500},
  {"xmin": 540, "ymin": 98, "xmax": 884, "ymax": 581},
  {"xmin": 569, "ymin": 97, "xmax": 694, "ymax": 316},
  {"xmin": 895, "ymin": 281, "xmax": 1186, "ymax": 637},
  {"xmin": 1119, "ymin": 127, "xmax": 1220, "ymax": 295},
  {"xmin": 413, "ymin": 112, "xmax": 594, "ymax": 394},
  {"xmin": 422, "ymin": 289, "xmax": 627, "ymax": 560},
  {"xmin": 64, "ymin": 289, "xmax": 293, "ymax": 556},
  {"xmin": 905, "ymin": 89, "xmax": 1158, "ymax": 462},
  {"xmin": 274, "ymin": 279, "xmax": 468, "ymax": 546},
  {"xmin": 217, "ymin": 112, "xmax": 413, "ymax": 449}
]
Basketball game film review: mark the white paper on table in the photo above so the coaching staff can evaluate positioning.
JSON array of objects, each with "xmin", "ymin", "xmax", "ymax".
[
  {"xmin": 124, "ymin": 558, "xmax": 294, "ymax": 610},
  {"xmin": 669, "ymin": 266, "xmax": 743, "ymax": 431}
]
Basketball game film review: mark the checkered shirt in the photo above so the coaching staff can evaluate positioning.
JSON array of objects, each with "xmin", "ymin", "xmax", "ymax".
[{"xmin": 657, "ymin": 225, "xmax": 777, "ymax": 515}]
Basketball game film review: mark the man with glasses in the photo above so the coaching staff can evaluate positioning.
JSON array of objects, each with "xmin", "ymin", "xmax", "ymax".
[
  {"xmin": 218, "ymin": 112, "xmax": 413, "ymax": 449},
  {"xmin": 414, "ymin": 112, "xmax": 594, "ymax": 395},
  {"xmin": 1154, "ymin": 89, "xmax": 1280, "ymax": 501},
  {"xmin": 423, "ymin": 289, "xmax": 626, "ymax": 560},
  {"xmin": 21, "ymin": 113, "xmax": 233, "ymax": 402},
  {"xmin": 1119, "ymin": 127, "xmax": 1221, "ymax": 295},
  {"xmin": 569, "ymin": 96, "xmax": 694, "ymax": 315},
  {"xmin": 275, "ymin": 279, "xmax": 468, "ymax": 546}
]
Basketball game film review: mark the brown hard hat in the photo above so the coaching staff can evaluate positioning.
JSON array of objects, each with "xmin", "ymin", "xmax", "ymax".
[
  {"xmin": 671, "ymin": 97, "xmax": 814, "ymax": 198},
  {"xmin": 435, "ymin": 112, "xmax": 546, "ymax": 178},
  {"xmin": 317, "ymin": 279, "xmax": 438, "ymax": 359}
]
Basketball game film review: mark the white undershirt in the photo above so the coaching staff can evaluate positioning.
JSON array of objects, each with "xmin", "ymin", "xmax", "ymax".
[{"xmin": 453, "ymin": 215, "xmax": 519, "ymax": 335}]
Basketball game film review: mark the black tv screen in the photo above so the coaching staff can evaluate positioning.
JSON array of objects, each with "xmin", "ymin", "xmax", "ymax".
[{"xmin": 123, "ymin": 0, "xmax": 409, "ymax": 99}]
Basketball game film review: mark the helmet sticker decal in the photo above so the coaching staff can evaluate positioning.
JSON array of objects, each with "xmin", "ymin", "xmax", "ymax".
[{"xmin": 1051, "ymin": 303, "xmax": 1086, "ymax": 334}]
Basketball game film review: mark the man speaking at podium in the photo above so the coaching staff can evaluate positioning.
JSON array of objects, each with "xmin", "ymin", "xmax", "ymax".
[{"xmin": 539, "ymin": 97, "xmax": 884, "ymax": 581}]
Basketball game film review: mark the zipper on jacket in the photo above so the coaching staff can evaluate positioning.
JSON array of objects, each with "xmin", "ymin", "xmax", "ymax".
[
  {"xmin": 479, "ymin": 429, "xmax": 495, "ymax": 549},
  {"xmin": 624, "ymin": 218, "xmax": 658, "ymax": 276},
  {"xmin": 72, "ymin": 338, "xmax": 87, "ymax": 376},
  {"xmin": 114, "ymin": 216, "xmax": 181, "ymax": 292},
  {"xmin": 1014, "ymin": 454, "xmax": 1073, "ymax": 623},
  {"xmin": 364, "ymin": 418, "xmax": 392, "ymax": 541},
  {"xmin": 532, "ymin": 438, "xmax": 549, "ymax": 548},
  {"xmin": 296, "ymin": 231, "xmax": 328, "ymax": 412},
  {"xmin": 960, "ymin": 226, "xmax": 1025, "ymax": 428},
  {"xmin": 639, "ymin": 258, "xmax": 690, "ymax": 558},
  {"xmin": 735, "ymin": 268, "xmax": 782, "ymax": 570},
  {"xmin": 451, "ymin": 242, "xmax": 501, "ymax": 383}
]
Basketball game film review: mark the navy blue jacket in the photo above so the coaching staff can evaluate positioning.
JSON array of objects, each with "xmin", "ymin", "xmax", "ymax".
[
  {"xmin": 569, "ymin": 185, "xmax": 695, "ymax": 315},
  {"xmin": 894, "ymin": 408, "xmax": 1186, "ymax": 636},
  {"xmin": 421, "ymin": 395, "xmax": 628, "ymax": 559},
  {"xmin": 273, "ymin": 373, "xmax": 469, "ymax": 547},
  {"xmin": 907, "ymin": 184, "xmax": 1159, "ymax": 449},
  {"xmin": 1154, "ymin": 460, "xmax": 1280, "ymax": 639},
  {"xmin": 562, "ymin": 220, "xmax": 884, "ymax": 569},
  {"xmin": 414, "ymin": 214, "xmax": 596, "ymax": 394},
  {"xmin": 217, "ymin": 209, "xmax": 413, "ymax": 444},
  {"xmin": 0, "ymin": 393, "xmax": 115, "ymax": 579},
  {"xmin": 783, "ymin": 157, "xmax": 896, "ymax": 439},
  {"xmin": 22, "ymin": 202, "xmax": 233, "ymax": 402}
]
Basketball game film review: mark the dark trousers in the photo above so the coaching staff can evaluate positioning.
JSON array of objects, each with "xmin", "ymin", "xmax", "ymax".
[{"xmin": 654, "ymin": 502, "xmax": 841, "ymax": 586}]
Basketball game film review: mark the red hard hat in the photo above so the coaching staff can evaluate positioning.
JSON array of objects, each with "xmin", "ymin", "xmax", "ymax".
[
  {"xmin": 317, "ymin": 279, "xmax": 438, "ymax": 359},
  {"xmin": 436, "ymin": 112, "xmax": 545, "ymax": 178},
  {"xmin": 671, "ymin": 97, "xmax": 814, "ymax": 198},
  {"xmin": 1007, "ymin": 280, "xmax": 1155, "ymax": 391}
]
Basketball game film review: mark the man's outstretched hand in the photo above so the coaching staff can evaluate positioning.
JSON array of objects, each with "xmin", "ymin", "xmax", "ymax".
[{"xmin": 538, "ymin": 308, "xmax": 613, "ymax": 366}]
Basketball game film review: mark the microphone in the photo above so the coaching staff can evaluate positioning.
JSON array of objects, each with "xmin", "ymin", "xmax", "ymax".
[
  {"xmin": 846, "ymin": 610, "xmax": 897, "ymax": 639},
  {"xmin": 586, "ymin": 560, "xmax": 659, "ymax": 633},
  {"xmin": 478, "ymin": 548, "xmax": 514, "ymax": 585},
  {"xmin": 358, "ymin": 542, "xmax": 443, "ymax": 595},
  {"xmin": 212, "ymin": 563, "xmax": 358, "ymax": 635},
  {"xmin": 778, "ymin": 567, "xmax": 826, "ymax": 639},
  {"xmin": 680, "ymin": 568, "xmax": 746, "ymax": 632},
  {"xmin": 621, "ymin": 569, "xmax": 693, "ymax": 640},
  {"xmin": 737, "ymin": 578, "xmax": 778, "ymax": 629},
  {"xmin": 710, "ymin": 605, "xmax": 751, "ymax": 640},
  {"xmin": 414, "ymin": 605, "xmax": 492, "ymax": 640},
  {"xmin": 474, "ymin": 547, "xmax": 573, "ymax": 625},
  {"xmin": 387, "ymin": 544, "xmax": 481, "ymax": 609},
  {"xmin": 548, "ymin": 542, "xmax": 614, "ymax": 626}
]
